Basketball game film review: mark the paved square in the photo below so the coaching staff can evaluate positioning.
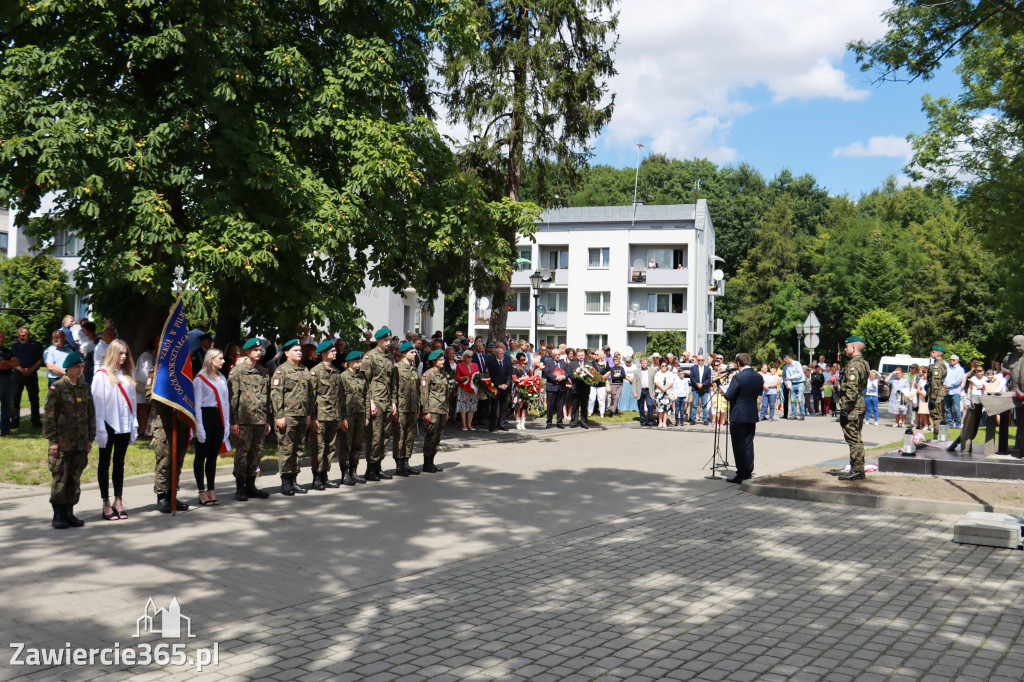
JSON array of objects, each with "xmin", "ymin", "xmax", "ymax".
[{"xmin": 2, "ymin": 422, "xmax": 1021, "ymax": 680}]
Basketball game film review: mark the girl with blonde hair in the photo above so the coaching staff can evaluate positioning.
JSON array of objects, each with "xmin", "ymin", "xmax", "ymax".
[
  {"xmin": 91, "ymin": 338, "xmax": 137, "ymax": 520},
  {"xmin": 193, "ymin": 348, "xmax": 231, "ymax": 506}
]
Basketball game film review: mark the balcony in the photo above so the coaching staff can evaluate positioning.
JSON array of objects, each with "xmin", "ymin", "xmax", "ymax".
[
  {"xmin": 709, "ymin": 280, "xmax": 725, "ymax": 296},
  {"xmin": 510, "ymin": 268, "xmax": 569, "ymax": 287},
  {"xmin": 510, "ymin": 269, "xmax": 533, "ymax": 286},
  {"xmin": 506, "ymin": 310, "xmax": 532, "ymax": 329},
  {"xmin": 537, "ymin": 311, "xmax": 568, "ymax": 328},
  {"xmin": 628, "ymin": 265, "xmax": 688, "ymax": 286},
  {"xmin": 626, "ymin": 310, "xmax": 687, "ymax": 330}
]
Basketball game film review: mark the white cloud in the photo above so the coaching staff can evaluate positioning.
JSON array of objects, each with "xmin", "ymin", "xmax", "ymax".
[
  {"xmin": 832, "ymin": 135, "xmax": 913, "ymax": 159},
  {"xmin": 601, "ymin": 0, "xmax": 892, "ymax": 162}
]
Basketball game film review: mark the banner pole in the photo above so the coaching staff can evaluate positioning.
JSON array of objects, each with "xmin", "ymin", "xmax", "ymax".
[{"xmin": 171, "ymin": 411, "xmax": 178, "ymax": 517}]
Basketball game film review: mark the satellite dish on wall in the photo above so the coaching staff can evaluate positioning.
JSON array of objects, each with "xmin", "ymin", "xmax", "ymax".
[
  {"xmin": 623, "ymin": 345, "xmax": 635, "ymax": 359},
  {"xmin": 537, "ymin": 304, "xmax": 547, "ymax": 317},
  {"xmin": 477, "ymin": 296, "xmax": 490, "ymax": 311},
  {"xmin": 712, "ymin": 268, "xmax": 725, "ymax": 282},
  {"xmin": 632, "ymin": 259, "xmax": 645, "ymax": 270},
  {"xmin": 540, "ymin": 268, "xmax": 552, "ymax": 282}
]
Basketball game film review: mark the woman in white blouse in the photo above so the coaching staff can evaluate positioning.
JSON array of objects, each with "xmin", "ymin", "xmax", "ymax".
[
  {"xmin": 653, "ymin": 360, "xmax": 674, "ymax": 428},
  {"xmin": 193, "ymin": 349, "xmax": 231, "ymax": 506},
  {"xmin": 91, "ymin": 339, "xmax": 137, "ymax": 520}
]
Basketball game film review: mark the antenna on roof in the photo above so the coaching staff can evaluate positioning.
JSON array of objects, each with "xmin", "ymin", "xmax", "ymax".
[{"xmin": 631, "ymin": 141, "xmax": 645, "ymax": 229}]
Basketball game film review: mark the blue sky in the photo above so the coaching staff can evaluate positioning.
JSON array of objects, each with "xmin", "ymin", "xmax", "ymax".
[{"xmin": 585, "ymin": 0, "xmax": 963, "ymax": 198}]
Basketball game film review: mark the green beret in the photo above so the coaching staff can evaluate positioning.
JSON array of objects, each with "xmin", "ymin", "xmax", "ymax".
[
  {"xmin": 282, "ymin": 339, "xmax": 299, "ymax": 351},
  {"xmin": 932, "ymin": 344, "xmax": 946, "ymax": 353},
  {"xmin": 317, "ymin": 340, "xmax": 334, "ymax": 354},
  {"xmin": 62, "ymin": 351, "xmax": 85, "ymax": 368},
  {"xmin": 486, "ymin": 341, "xmax": 496, "ymax": 348},
  {"xmin": 345, "ymin": 351, "xmax": 363, "ymax": 362},
  {"xmin": 845, "ymin": 336, "xmax": 866, "ymax": 345},
  {"xmin": 399, "ymin": 341, "xmax": 415, "ymax": 352},
  {"xmin": 374, "ymin": 328, "xmax": 391, "ymax": 340},
  {"xmin": 428, "ymin": 349, "xmax": 443, "ymax": 362},
  {"xmin": 242, "ymin": 338, "xmax": 263, "ymax": 351}
]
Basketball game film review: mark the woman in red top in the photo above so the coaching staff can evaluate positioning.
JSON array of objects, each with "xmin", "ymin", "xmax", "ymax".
[{"xmin": 454, "ymin": 350, "xmax": 480, "ymax": 431}]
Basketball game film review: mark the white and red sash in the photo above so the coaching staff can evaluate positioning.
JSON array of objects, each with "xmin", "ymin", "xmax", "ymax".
[{"xmin": 98, "ymin": 368, "xmax": 134, "ymax": 415}]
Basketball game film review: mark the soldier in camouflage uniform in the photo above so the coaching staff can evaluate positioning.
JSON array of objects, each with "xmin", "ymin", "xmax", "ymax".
[
  {"xmin": 150, "ymin": 368, "xmax": 191, "ymax": 514},
  {"xmin": 927, "ymin": 344, "xmax": 948, "ymax": 440},
  {"xmin": 309, "ymin": 340, "xmax": 345, "ymax": 490},
  {"xmin": 228, "ymin": 338, "xmax": 271, "ymax": 501},
  {"xmin": 391, "ymin": 341, "xmax": 421, "ymax": 477},
  {"xmin": 361, "ymin": 327, "xmax": 396, "ymax": 481},
  {"xmin": 43, "ymin": 352, "xmax": 95, "ymax": 529},
  {"xmin": 420, "ymin": 349, "xmax": 448, "ymax": 473},
  {"xmin": 271, "ymin": 338, "xmax": 314, "ymax": 496},
  {"xmin": 833, "ymin": 336, "xmax": 869, "ymax": 481},
  {"xmin": 338, "ymin": 351, "xmax": 368, "ymax": 485}
]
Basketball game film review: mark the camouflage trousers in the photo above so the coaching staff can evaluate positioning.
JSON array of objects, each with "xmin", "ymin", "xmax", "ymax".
[
  {"xmin": 928, "ymin": 397, "xmax": 944, "ymax": 435},
  {"xmin": 841, "ymin": 411, "xmax": 866, "ymax": 472},
  {"xmin": 152, "ymin": 406, "xmax": 189, "ymax": 495},
  {"xmin": 366, "ymin": 409, "xmax": 390, "ymax": 464},
  {"xmin": 49, "ymin": 448, "xmax": 88, "ymax": 504},
  {"xmin": 423, "ymin": 413, "xmax": 447, "ymax": 457},
  {"xmin": 233, "ymin": 424, "xmax": 266, "ymax": 478},
  {"xmin": 392, "ymin": 412, "xmax": 417, "ymax": 462},
  {"xmin": 337, "ymin": 412, "xmax": 365, "ymax": 469},
  {"xmin": 276, "ymin": 416, "xmax": 308, "ymax": 476},
  {"xmin": 311, "ymin": 420, "xmax": 341, "ymax": 475}
]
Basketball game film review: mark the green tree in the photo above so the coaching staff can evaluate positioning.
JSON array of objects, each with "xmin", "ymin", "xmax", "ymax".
[
  {"xmin": 850, "ymin": 0, "xmax": 1024, "ymax": 308},
  {"xmin": 645, "ymin": 331, "xmax": 686, "ymax": 357},
  {"xmin": 852, "ymin": 308, "xmax": 911, "ymax": 366},
  {"xmin": 1, "ymin": 0, "xmax": 534, "ymax": 352},
  {"xmin": 0, "ymin": 255, "xmax": 69, "ymax": 342},
  {"xmin": 439, "ymin": 0, "xmax": 618, "ymax": 342},
  {"xmin": 942, "ymin": 339, "xmax": 983, "ymax": 363}
]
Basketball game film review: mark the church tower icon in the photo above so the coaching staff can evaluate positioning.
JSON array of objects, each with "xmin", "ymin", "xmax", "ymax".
[{"xmin": 134, "ymin": 597, "xmax": 195, "ymax": 638}]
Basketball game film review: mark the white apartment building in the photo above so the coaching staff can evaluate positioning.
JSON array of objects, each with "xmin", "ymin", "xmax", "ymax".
[{"xmin": 468, "ymin": 201, "xmax": 724, "ymax": 355}]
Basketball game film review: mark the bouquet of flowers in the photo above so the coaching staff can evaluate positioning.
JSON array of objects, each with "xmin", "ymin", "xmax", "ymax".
[
  {"xmin": 572, "ymin": 364, "xmax": 602, "ymax": 387},
  {"xmin": 472, "ymin": 372, "xmax": 498, "ymax": 397},
  {"xmin": 514, "ymin": 373, "xmax": 544, "ymax": 407}
]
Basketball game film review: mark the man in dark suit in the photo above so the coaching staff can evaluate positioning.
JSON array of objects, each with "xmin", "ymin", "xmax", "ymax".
[
  {"xmin": 542, "ymin": 348, "xmax": 569, "ymax": 428},
  {"xmin": 566, "ymin": 349, "xmax": 591, "ymax": 428},
  {"xmin": 473, "ymin": 340, "xmax": 490, "ymax": 426},
  {"xmin": 486, "ymin": 342, "xmax": 514, "ymax": 431},
  {"xmin": 689, "ymin": 354, "xmax": 713, "ymax": 425},
  {"xmin": 724, "ymin": 353, "xmax": 762, "ymax": 483}
]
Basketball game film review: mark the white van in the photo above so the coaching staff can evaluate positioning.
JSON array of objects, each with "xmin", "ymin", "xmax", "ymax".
[{"xmin": 877, "ymin": 354, "xmax": 930, "ymax": 402}]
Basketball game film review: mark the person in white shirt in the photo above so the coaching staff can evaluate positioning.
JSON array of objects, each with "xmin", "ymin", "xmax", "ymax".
[
  {"xmin": 91, "ymin": 339, "xmax": 138, "ymax": 521},
  {"xmin": 783, "ymin": 356, "xmax": 806, "ymax": 419},
  {"xmin": 673, "ymin": 368, "xmax": 690, "ymax": 425},
  {"xmin": 653, "ymin": 360, "xmax": 673, "ymax": 428},
  {"xmin": 93, "ymin": 327, "xmax": 115, "ymax": 376},
  {"xmin": 193, "ymin": 349, "xmax": 231, "ymax": 506},
  {"xmin": 760, "ymin": 364, "xmax": 780, "ymax": 421}
]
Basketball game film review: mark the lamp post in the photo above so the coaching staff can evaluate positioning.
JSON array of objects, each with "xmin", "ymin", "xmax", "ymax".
[{"xmin": 529, "ymin": 269, "xmax": 542, "ymax": 348}]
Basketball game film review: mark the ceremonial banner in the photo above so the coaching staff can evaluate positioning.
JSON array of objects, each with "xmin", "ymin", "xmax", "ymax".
[{"xmin": 151, "ymin": 295, "xmax": 197, "ymax": 429}]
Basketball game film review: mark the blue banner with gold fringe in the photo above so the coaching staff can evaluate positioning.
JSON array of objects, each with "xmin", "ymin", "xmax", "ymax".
[{"xmin": 151, "ymin": 294, "xmax": 197, "ymax": 429}]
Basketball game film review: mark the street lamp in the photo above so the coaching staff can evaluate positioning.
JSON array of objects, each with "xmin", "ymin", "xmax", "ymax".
[{"xmin": 529, "ymin": 269, "xmax": 543, "ymax": 348}]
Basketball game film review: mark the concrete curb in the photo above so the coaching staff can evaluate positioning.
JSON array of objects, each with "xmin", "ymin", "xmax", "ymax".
[{"xmin": 740, "ymin": 480, "xmax": 1024, "ymax": 516}]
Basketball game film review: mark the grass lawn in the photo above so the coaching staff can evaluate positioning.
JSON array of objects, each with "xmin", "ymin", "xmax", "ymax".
[
  {"xmin": 0, "ymin": 423, "xmax": 278, "ymax": 487},
  {"xmin": 869, "ymin": 425, "xmax": 1018, "ymax": 452}
]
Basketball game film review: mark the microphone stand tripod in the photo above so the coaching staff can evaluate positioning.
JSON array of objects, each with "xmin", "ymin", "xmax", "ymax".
[{"xmin": 704, "ymin": 389, "xmax": 732, "ymax": 479}]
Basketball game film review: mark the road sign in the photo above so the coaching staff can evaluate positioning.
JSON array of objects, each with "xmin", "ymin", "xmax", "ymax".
[{"xmin": 804, "ymin": 333, "xmax": 819, "ymax": 350}]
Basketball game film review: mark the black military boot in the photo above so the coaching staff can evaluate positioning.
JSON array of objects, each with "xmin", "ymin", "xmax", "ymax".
[
  {"xmin": 156, "ymin": 494, "xmax": 172, "ymax": 513},
  {"xmin": 291, "ymin": 475, "xmax": 308, "ymax": 494},
  {"xmin": 406, "ymin": 461, "xmax": 421, "ymax": 475},
  {"xmin": 311, "ymin": 472, "xmax": 326, "ymax": 491},
  {"xmin": 364, "ymin": 462, "xmax": 381, "ymax": 482},
  {"xmin": 174, "ymin": 498, "xmax": 190, "ymax": 511},
  {"xmin": 280, "ymin": 476, "xmax": 295, "ymax": 496},
  {"xmin": 377, "ymin": 462, "xmax": 393, "ymax": 480},
  {"xmin": 342, "ymin": 467, "xmax": 356, "ymax": 486},
  {"xmin": 395, "ymin": 460, "xmax": 411, "ymax": 477},
  {"xmin": 51, "ymin": 503, "xmax": 69, "ymax": 529},
  {"xmin": 65, "ymin": 505, "xmax": 85, "ymax": 528},
  {"xmin": 235, "ymin": 477, "xmax": 248, "ymax": 502},
  {"xmin": 245, "ymin": 476, "xmax": 269, "ymax": 498},
  {"xmin": 422, "ymin": 455, "xmax": 444, "ymax": 473},
  {"xmin": 350, "ymin": 465, "xmax": 366, "ymax": 484},
  {"xmin": 323, "ymin": 471, "xmax": 340, "ymax": 488}
]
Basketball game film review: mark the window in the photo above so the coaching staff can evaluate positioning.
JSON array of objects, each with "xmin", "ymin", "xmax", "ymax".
[
  {"xmin": 586, "ymin": 334, "xmax": 608, "ymax": 350},
  {"xmin": 516, "ymin": 246, "xmax": 532, "ymax": 271},
  {"xmin": 0, "ymin": 231, "xmax": 8, "ymax": 251},
  {"xmin": 648, "ymin": 292, "xmax": 685, "ymax": 313},
  {"xmin": 585, "ymin": 291, "xmax": 611, "ymax": 314},
  {"xmin": 588, "ymin": 247, "xmax": 610, "ymax": 269},
  {"xmin": 545, "ymin": 291, "xmax": 568, "ymax": 312},
  {"xmin": 547, "ymin": 248, "xmax": 568, "ymax": 270},
  {"xmin": 508, "ymin": 291, "xmax": 531, "ymax": 312},
  {"xmin": 545, "ymin": 334, "xmax": 567, "ymax": 346},
  {"xmin": 646, "ymin": 248, "xmax": 672, "ymax": 269}
]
